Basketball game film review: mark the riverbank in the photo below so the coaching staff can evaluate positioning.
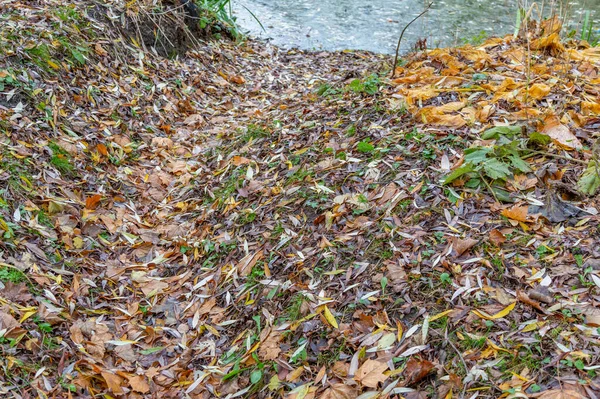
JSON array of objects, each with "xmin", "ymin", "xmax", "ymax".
[{"xmin": 1, "ymin": 1, "xmax": 600, "ymax": 398}]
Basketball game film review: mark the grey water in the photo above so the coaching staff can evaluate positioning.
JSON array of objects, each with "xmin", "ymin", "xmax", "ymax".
[{"xmin": 233, "ymin": 0, "xmax": 600, "ymax": 54}]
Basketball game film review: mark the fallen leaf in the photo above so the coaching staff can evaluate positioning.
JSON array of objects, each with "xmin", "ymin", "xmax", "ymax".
[
  {"xmin": 101, "ymin": 371, "xmax": 124, "ymax": 394},
  {"xmin": 501, "ymin": 205, "xmax": 528, "ymax": 222},
  {"xmin": 354, "ymin": 359, "xmax": 389, "ymax": 388},
  {"xmin": 488, "ymin": 229, "xmax": 506, "ymax": 246},
  {"xmin": 541, "ymin": 114, "xmax": 582, "ymax": 150},
  {"xmin": 451, "ymin": 237, "xmax": 478, "ymax": 256},
  {"xmin": 128, "ymin": 375, "xmax": 150, "ymax": 393},
  {"xmin": 472, "ymin": 302, "xmax": 516, "ymax": 320},
  {"xmin": 323, "ymin": 306, "xmax": 338, "ymax": 329},
  {"xmin": 403, "ymin": 357, "xmax": 435, "ymax": 386},
  {"xmin": 320, "ymin": 384, "xmax": 357, "ymax": 399}
]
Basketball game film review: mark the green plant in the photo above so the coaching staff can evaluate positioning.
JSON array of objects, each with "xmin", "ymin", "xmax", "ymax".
[
  {"xmin": 48, "ymin": 142, "xmax": 74, "ymax": 174},
  {"xmin": 356, "ymin": 140, "xmax": 375, "ymax": 153},
  {"xmin": 316, "ymin": 83, "xmax": 339, "ymax": 96},
  {"xmin": 463, "ymin": 30, "xmax": 488, "ymax": 46},
  {"xmin": 346, "ymin": 74, "xmax": 380, "ymax": 95},
  {"xmin": 443, "ymin": 126, "xmax": 538, "ymax": 198},
  {"xmin": 580, "ymin": 11, "xmax": 599, "ymax": 46},
  {"xmin": 0, "ymin": 266, "xmax": 26, "ymax": 283},
  {"xmin": 439, "ymin": 272, "xmax": 452, "ymax": 285}
]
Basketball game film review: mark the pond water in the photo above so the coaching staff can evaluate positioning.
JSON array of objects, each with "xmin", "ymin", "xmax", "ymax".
[{"xmin": 233, "ymin": 0, "xmax": 600, "ymax": 54}]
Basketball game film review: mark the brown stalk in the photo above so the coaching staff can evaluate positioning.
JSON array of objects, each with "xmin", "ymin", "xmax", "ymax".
[{"xmin": 390, "ymin": 3, "xmax": 433, "ymax": 79}]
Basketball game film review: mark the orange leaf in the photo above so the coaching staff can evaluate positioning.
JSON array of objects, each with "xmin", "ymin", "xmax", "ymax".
[
  {"xmin": 85, "ymin": 194, "xmax": 102, "ymax": 210},
  {"xmin": 501, "ymin": 205, "xmax": 528, "ymax": 222},
  {"xmin": 96, "ymin": 143, "xmax": 108, "ymax": 156}
]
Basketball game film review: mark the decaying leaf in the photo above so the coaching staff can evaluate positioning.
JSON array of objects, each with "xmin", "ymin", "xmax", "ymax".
[
  {"xmin": 541, "ymin": 114, "xmax": 582, "ymax": 150},
  {"xmin": 354, "ymin": 360, "xmax": 389, "ymax": 388}
]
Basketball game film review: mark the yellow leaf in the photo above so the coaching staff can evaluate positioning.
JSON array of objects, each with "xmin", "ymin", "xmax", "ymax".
[
  {"xmin": 429, "ymin": 309, "xmax": 453, "ymax": 322},
  {"xmin": 522, "ymin": 321, "xmax": 546, "ymax": 332},
  {"xmin": 19, "ymin": 309, "xmax": 38, "ymax": 323},
  {"xmin": 472, "ymin": 302, "xmax": 516, "ymax": 320},
  {"xmin": 323, "ymin": 306, "xmax": 338, "ymax": 329},
  {"xmin": 47, "ymin": 60, "xmax": 60, "ymax": 70}
]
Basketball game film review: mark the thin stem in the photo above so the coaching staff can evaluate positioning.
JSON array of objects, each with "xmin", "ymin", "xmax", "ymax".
[{"xmin": 390, "ymin": 3, "xmax": 433, "ymax": 79}]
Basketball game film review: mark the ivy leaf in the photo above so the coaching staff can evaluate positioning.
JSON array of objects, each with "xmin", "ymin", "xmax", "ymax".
[
  {"xmin": 577, "ymin": 161, "xmax": 600, "ymax": 196},
  {"xmin": 481, "ymin": 125, "xmax": 522, "ymax": 140},
  {"xmin": 443, "ymin": 164, "xmax": 474, "ymax": 185},
  {"xmin": 483, "ymin": 158, "xmax": 511, "ymax": 180}
]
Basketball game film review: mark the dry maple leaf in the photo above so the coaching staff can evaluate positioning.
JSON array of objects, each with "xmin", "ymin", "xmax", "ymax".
[{"xmin": 354, "ymin": 359, "xmax": 389, "ymax": 388}]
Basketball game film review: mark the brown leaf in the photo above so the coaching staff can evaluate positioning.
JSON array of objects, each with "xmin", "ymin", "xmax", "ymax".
[
  {"xmin": 128, "ymin": 375, "xmax": 150, "ymax": 393},
  {"xmin": 0, "ymin": 282, "xmax": 33, "ymax": 303},
  {"xmin": 403, "ymin": 357, "xmax": 435, "ymax": 386},
  {"xmin": 96, "ymin": 143, "xmax": 108, "ymax": 156},
  {"xmin": 258, "ymin": 328, "xmax": 282, "ymax": 361},
  {"xmin": 541, "ymin": 114, "xmax": 582, "ymax": 150},
  {"xmin": 101, "ymin": 371, "xmax": 124, "ymax": 394},
  {"xmin": 354, "ymin": 359, "xmax": 389, "ymax": 388},
  {"xmin": 236, "ymin": 249, "xmax": 264, "ymax": 277},
  {"xmin": 451, "ymin": 237, "xmax": 478, "ymax": 256},
  {"xmin": 320, "ymin": 383, "xmax": 357, "ymax": 399},
  {"xmin": 488, "ymin": 229, "xmax": 506, "ymax": 246},
  {"xmin": 0, "ymin": 309, "xmax": 25, "ymax": 338},
  {"xmin": 538, "ymin": 388, "xmax": 585, "ymax": 399}
]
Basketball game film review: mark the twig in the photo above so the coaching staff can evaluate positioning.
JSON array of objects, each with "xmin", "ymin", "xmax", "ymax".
[
  {"xmin": 522, "ymin": 149, "xmax": 588, "ymax": 164},
  {"xmin": 431, "ymin": 329, "xmax": 468, "ymax": 399},
  {"xmin": 390, "ymin": 3, "xmax": 433, "ymax": 79},
  {"xmin": 479, "ymin": 171, "xmax": 499, "ymax": 204}
]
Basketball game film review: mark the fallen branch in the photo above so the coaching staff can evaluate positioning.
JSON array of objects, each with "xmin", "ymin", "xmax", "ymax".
[{"xmin": 390, "ymin": 3, "xmax": 433, "ymax": 79}]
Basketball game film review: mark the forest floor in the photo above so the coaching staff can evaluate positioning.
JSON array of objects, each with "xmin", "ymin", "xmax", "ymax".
[{"xmin": 1, "ymin": 1, "xmax": 600, "ymax": 398}]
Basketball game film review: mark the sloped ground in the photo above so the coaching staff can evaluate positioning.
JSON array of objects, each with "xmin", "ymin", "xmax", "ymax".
[{"xmin": 1, "ymin": 1, "xmax": 600, "ymax": 398}]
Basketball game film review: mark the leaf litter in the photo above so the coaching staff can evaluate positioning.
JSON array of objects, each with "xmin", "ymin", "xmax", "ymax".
[{"xmin": 0, "ymin": 1, "xmax": 600, "ymax": 398}]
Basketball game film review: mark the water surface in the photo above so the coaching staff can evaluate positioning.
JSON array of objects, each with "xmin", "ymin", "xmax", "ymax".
[{"xmin": 233, "ymin": 0, "xmax": 600, "ymax": 54}]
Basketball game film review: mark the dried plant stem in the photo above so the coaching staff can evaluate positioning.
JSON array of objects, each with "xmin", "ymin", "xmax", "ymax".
[{"xmin": 390, "ymin": 3, "xmax": 433, "ymax": 79}]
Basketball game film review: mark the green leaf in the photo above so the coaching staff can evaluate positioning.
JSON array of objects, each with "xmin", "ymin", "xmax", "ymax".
[
  {"xmin": 483, "ymin": 158, "xmax": 511, "ymax": 180},
  {"xmin": 481, "ymin": 125, "xmax": 522, "ymax": 140},
  {"xmin": 357, "ymin": 140, "xmax": 374, "ymax": 153},
  {"xmin": 140, "ymin": 346, "xmax": 164, "ymax": 355},
  {"xmin": 528, "ymin": 131, "xmax": 551, "ymax": 146},
  {"xmin": 491, "ymin": 186, "xmax": 514, "ymax": 202},
  {"xmin": 71, "ymin": 49, "xmax": 85, "ymax": 64},
  {"xmin": 442, "ymin": 164, "xmax": 474, "ymax": 184},
  {"xmin": 464, "ymin": 147, "xmax": 491, "ymax": 164},
  {"xmin": 577, "ymin": 161, "xmax": 600, "ymax": 195},
  {"xmin": 250, "ymin": 369, "xmax": 263, "ymax": 384},
  {"xmin": 509, "ymin": 155, "xmax": 531, "ymax": 173}
]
